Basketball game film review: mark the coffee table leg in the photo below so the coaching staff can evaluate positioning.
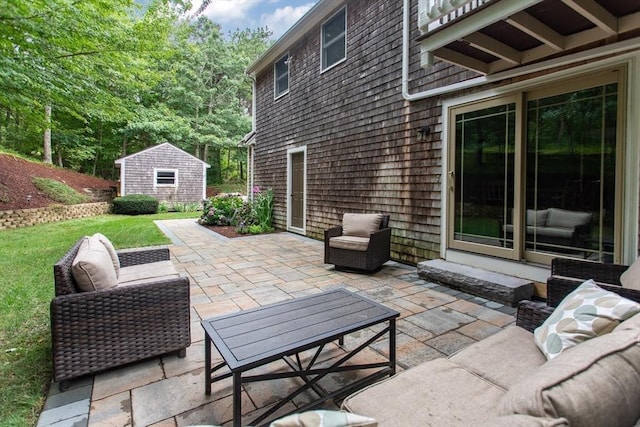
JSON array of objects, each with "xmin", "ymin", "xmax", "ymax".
[
  {"xmin": 389, "ymin": 318, "xmax": 396, "ymax": 376},
  {"xmin": 233, "ymin": 371, "xmax": 242, "ymax": 427},
  {"xmin": 205, "ymin": 338, "xmax": 212, "ymax": 395}
]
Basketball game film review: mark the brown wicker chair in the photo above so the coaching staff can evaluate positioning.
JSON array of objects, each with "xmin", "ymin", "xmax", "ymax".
[
  {"xmin": 324, "ymin": 214, "xmax": 391, "ymax": 272},
  {"xmin": 516, "ymin": 257, "xmax": 640, "ymax": 332},
  {"xmin": 51, "ymin": 238, "xmax": 191, "ymax": 387}
]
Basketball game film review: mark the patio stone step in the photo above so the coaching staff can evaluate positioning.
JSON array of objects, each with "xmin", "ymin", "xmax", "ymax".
[{"xmin": 417, "ymin": 260, "xmax": 534, "ymax": 307}]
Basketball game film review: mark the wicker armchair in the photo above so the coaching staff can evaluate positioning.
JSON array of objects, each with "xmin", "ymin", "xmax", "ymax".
[
  {"xmin": 51, "ymin": 238, "xmax": 191, "ymax": 387},
  {"xmin": 546, "ymin": 258, "xmax": 638, "ymax": 306},
  {"xmin": 324, "ymin": 214, "xmax": 391, "ymax": 272},
  {"xmin": 516, "ymin": 257, "xmax": 640, "ymax": 332}
]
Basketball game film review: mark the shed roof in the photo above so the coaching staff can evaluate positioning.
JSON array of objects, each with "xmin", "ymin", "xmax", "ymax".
[{"xmin": 114, "ymin": 142, "xmax": 210, "ymax": 167}]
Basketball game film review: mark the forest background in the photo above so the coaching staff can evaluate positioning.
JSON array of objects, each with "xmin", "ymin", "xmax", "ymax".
[{"xmin": 1, "ymin": 0, "xmax": 272, "ymax": 186}]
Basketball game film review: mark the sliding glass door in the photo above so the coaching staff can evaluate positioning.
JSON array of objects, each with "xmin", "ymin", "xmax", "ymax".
[{"xmin": 448, "ymin": 69, "xmax": 623, "ymax": 264}]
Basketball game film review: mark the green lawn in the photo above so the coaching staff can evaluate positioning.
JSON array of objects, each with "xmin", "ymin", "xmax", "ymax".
[{"xmin": 0, "ymin": 212, "xmax": 199, "ymax": 426}]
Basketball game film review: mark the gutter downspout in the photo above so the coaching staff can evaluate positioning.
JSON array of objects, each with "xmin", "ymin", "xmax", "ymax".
[{"xmin": 249, "ymin": 74, "xmax": 257, "ymax": 201}]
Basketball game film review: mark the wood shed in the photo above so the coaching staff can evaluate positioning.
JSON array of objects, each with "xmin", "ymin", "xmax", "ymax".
[{"xmin": 115, "ymin": 142, "xmax": 210, "ymax": 205}]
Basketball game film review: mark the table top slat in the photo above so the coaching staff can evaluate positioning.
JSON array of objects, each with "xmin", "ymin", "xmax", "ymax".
[
  {"xmin": 202, "ymin": 289, "xmax": 399, "ymax": 370},
  {"xmin": 215, "ymin": 295, "xmax": 361, "ymax": 339},
  {"xmin": 230, "ymin": 305, "xmax": 390, "ymax": 362}
]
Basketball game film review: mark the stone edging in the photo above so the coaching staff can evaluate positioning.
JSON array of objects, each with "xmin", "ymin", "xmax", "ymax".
[{"xmin": 0, "ymin": 202, "xmax": 111, "ymax": 230}]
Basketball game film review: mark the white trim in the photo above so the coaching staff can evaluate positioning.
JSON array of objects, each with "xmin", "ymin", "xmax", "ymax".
[
  {"xmin": 402, "ymin": 0, "xmax": 640, "ymax": 102},
  {"xmin": 274, "ymin": 52, "xmax": 290, "ymax": 100},
  {"xmin": 286, "ymin": 145, "xmax": 307, "ymax": 235},
  {"xmin": 320, "ymin": 6, "xmax": 347, "ymax": 73},
  {"xmin": 441, "ymin": 56, "xmax": 640, "ymax": 269},
  {"xmin": 119, "ymin": 163, "xmax": 126, "ymax": 196},
  {"xmin": 624, "ymin": 53, "xmax": 640, "ymax": 262},
  {"xmin": 201, "ymin": 163, "xmax": 208, "ymax": 201},
  {"xmin": 115, "ymin": 142, "xmax": 210, "ymax": 167},
  {"xmin": 154, "ymin": 168, "xmax": 178, "ymax": 187}
]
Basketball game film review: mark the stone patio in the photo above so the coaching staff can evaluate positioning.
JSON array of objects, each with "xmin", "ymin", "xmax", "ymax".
[{"xmin": 37, "ymin": 219, "xmax": 516, "ymax": 427}]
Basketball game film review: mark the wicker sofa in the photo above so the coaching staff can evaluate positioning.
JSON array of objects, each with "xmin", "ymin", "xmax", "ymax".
[
  {"xmin": 51, "ymin": 234, "xmax": 191, "ymax": 387},
  {"xmin": 342, "ymin": 268, "xmax": 640, "ymax": 426},
  {"xmin": 324, "ymin": 213, "xmax": 391, "ymax": 272}
]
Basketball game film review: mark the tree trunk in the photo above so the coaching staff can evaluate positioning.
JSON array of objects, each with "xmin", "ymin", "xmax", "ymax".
[
  {"xmin": 210, "ymin": 146, "xmax": 222, "ymax": 183},
  {"xmin": 43, "ymin": 105, "xmax": 52, "ymax": 164},
  {"xmin": 122, "ymin": 134, "xmax": 128, "ymax": 157}
]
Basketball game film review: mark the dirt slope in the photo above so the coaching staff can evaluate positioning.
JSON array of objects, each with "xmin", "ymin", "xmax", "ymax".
[{"xmin": 0, "ymin": 154, "xmax": 116, "ymax": 211}]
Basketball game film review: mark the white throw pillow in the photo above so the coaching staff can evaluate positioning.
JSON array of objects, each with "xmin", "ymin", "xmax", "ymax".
[
  {"xmin": 270, "ymin": 410, "xmax": 377, "ymax": 427},
  {"xmin": 93, "ymin": 232, "xmax": 120, "ymax": 276},
  {"xmin": 620, "ymin": 257, "xmax": 640, "ymax": 290},
  {"xmin": 72, "ymin": 236, "xmax": 118, "ymax": 292},
  {"xmin": 534, "ymin": 279, "xmax": 640, "ymax": 359}
]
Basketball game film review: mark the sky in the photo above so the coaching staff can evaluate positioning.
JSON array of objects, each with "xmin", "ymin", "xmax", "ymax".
[{"xmin": 195, "ymin": 0, "xmax": 320, "ymax": 40}]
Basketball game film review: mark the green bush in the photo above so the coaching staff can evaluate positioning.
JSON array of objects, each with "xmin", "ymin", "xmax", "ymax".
[
  {"xmin": 31, "ymin": 177, "xmax": 89, "ymax": 205},
  {"xmin": 235, "ymin": 187, "xmax": 274, "ymax": 234},
  {"xmin": 198, "ymin": 194, "xmax": 243, "ymax": 225},
  {"xmin": 112, "ymin": 194, "xmax": 159, "ymax": 215}
]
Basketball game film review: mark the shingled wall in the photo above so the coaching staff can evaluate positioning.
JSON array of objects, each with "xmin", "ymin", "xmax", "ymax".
[{"xmin": 252, "ymin": 0, "xmax": 478, "ymax": 264}]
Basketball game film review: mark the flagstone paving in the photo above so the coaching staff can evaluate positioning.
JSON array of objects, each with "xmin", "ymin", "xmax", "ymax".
[{"xmin": 37, "ymin": 219, "xmax": 516, "ymax": 427}]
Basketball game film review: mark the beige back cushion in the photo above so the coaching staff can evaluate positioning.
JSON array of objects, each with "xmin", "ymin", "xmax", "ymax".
[
  {"xmin": 620, "ymin": 257, "xmax": 640, "ymax": 290},
  {"xmin": 499, "ymin": 326, "xmax": 640, "ymax": 426},
  {"xmin": 342, "ymin": 213, "xmax": 383, "ymax": 238},
  {"xmin": 93, "ymin": 232, "xmax": 120, "ymax": 275},
  {"xmin": 72, "ymin": 236, "xmax": 118, "ymax": 292}
]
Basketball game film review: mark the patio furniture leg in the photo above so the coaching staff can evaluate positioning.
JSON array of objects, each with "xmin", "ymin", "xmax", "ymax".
[
  {"xmin": 390, "ymin": 318, "xmax": 396, "ymax": 375},
  {"xmin": 204, "ymin": 338, "xmax": 211, "ymax": 395},
  {"xmin": 233, "ymin": 371, "xmax": 242, "ymax": 427}
]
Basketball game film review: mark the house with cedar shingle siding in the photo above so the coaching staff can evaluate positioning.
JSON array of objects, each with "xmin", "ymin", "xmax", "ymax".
[
  {"xmin": 115, "ymin": 142, "xmax": 210, "ymax": 205},
  {"xmin": 245, "ymin": 0, "xmax": 640, "ymax": 283}
]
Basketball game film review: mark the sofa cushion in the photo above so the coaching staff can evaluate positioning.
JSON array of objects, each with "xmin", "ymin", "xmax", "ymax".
[
  {"xmin": 527, "ymin": 226, "xmax": 574, "ymax": 239},
  {"xmin": 92, "ymin": 232, "xmax": 120, "ymax": 276},
  {"xmin": 476, "ymin": 415, "xmax": 568, "ymax": 427},
  {"xmin": 72, "ymin": 236, "xmax": 118, "ymax": 292},
  {"xmin": 342, "ymin": 358, "xmax": 504, "ymax": 426},
  {"xmin": 534, "ymin": 279, "xmax": 640, "ymax": 359},
  {"xmin": 499, "ymin": 327, "xmax": 640, "ymax": 427},
  {"xmin": 342, "ymin": 214, "xmax": 383, "ymax": 238},
  {"xmin": 117, "ymin": 261, "xmax": 180, "ymax": 286},
  {"xmin": 620, "ymin": 257, "xmax": 640, "ymax": 290},
  {"xmin": 270, "ymin": 410, "xmax": 377, "ymax": 427},
  {"xmin": 450, "ymin": 325, "xmax": 546, "ymax": 390},
  {"xmin": 329, "ymin": 236, "xmax": 370, "ymax": 252},
  {"xmin": 527, "ymin": 209, "xmax": 549, "ymax": 227},
  {"xmin": 546, "ymin": 208, "xmax": 592, "ymax": 229}
]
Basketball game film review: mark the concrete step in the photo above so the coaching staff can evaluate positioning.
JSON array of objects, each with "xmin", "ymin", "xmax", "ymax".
[{"xmin": 417, "ymin": 259, "xmax": 534, "ymax": 307}]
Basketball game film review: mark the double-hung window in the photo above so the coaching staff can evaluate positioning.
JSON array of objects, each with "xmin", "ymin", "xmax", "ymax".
[
  {"xmin": 321, "ymin": 7, "xmax": 346, "ymax": 71},
  {"xmin": 155, "ymin": 169, "xmax": 177, "ymax": 186},
  {"xmin": 274, "ymin": 53, "xmax": 289, "ymax": 98}
]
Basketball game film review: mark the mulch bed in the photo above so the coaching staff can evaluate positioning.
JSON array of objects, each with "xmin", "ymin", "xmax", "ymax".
[{"xmin": 200, "ymin": 225, "xmax": 244, "ymax": 238}]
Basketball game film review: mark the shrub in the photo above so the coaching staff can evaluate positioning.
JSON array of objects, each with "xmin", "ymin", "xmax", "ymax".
[
  {"xmin": 112, "ymin": 194, "xmax": 159, "ymax": 215},
  {"xmin": 31, "ymin": 177, "xmax": 89, "ymax": 205},
  {"xmin": 235, "ymin": 187, "xmax": 274, "ymax": 234},
  {"xmin": 198, "ymin": 194, "xmax": 243, "ymax": 226}
]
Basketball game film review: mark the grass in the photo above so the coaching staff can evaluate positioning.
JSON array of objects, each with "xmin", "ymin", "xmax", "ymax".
[
  {"xmin": 0, "ymin": 211, "xmax": 199, "ymax": 427},
  {"xmin": 32, "ymin": 177, "xmax": 89, "ymax": 205}
]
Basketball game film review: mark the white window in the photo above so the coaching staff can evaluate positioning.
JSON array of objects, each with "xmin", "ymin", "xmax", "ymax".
[
  {"xmin": 154, "ymin": 169, "xmax": 177, "ymax": 186},
  {"xmin": 274, "ymin": 53, "xmax": 289, "ymax": 98},
  {"xmin": 321, "ymin": 7, "xmax": 346, "ymax": 71}
]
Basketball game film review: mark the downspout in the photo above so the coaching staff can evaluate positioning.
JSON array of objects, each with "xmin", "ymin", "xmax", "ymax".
[{"xmin": 249, "ymin": 74, "xmax": 257, "ymax": 201}]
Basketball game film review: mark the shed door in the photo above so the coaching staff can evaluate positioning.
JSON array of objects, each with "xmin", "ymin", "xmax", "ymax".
[{"xmin": 290, "ymin": 151, "xmax": 305, "ymax": 230}]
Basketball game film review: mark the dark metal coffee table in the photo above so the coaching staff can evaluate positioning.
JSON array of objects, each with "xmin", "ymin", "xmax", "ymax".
[{"xmin": 202, "ymin": 288, "xmax": 399, "ymax": 426}]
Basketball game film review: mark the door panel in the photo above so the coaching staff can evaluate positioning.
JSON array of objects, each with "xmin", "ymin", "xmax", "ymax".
[{"xmin": 290, "ymin": 151, "xmax": 304, "ymax": 229}]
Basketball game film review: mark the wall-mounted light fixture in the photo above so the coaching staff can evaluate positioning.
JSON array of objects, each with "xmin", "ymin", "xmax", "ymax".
[{"xmin": 417, "ymin": 125, "xmax": 431, "ymax": 141}]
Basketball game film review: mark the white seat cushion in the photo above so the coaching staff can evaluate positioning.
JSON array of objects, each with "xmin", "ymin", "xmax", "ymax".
[
  {"xmin": 329, "ymin": 235, "xmax": 370, "ymax": 251},
  {"xmin": 117, "ymin": 261, "xmax": 180, "ymax": 286},
  {"xmin": 620, "ymin": 257, "xmax": 640, "ymax": 290},
  {"xmin": 342, "ymin": 358, "xmax": 504, "ymax": 426}
]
